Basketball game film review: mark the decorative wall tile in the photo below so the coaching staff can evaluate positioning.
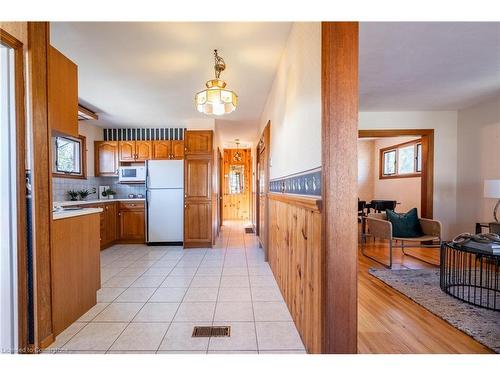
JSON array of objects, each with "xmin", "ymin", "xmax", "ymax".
[
  {"xmin": 269, "ymin": 168, "xmax": 321, "ymax": 196},
  {"xmin": 103, "ymin": 128, "xmax": 186, "ymax": 141}
]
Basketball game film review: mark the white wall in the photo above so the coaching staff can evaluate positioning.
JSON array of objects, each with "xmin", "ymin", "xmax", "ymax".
[
  {"xmin": 373, "ymin": 137, "xmax": 421, "ymax": 213},
  {"xmin": 359, "ymin": 111, "xmax": 458, "ymax": 239},
  {"xmin": 78, "ymin": 121, "xmax": 103, "ymax": 177},
  {"xmin": 357, "ymin": 139, "xmax": 375, "ymax": 202},
  {"xmin": 456, "ymin": 95, "xmax": 500, "ymax": 233},
  {"xmin": 258, "ymin": 22, "xmax": 321, "ymax": 179}
]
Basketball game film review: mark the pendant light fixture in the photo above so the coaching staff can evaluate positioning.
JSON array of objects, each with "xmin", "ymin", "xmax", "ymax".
[
  {"xmin": 195, "ymin": 49, "xmax": 238, "ymax": 116},
  {"xmin": 233, "ymin": 139, "xmax": 242, "ymax": 162}
]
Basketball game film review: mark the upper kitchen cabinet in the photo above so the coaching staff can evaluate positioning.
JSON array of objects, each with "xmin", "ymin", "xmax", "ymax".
[
  {"xmin": 48, "ymin": 46, "xmax": 78, "ymax": 137},
  {"xmin": 119, "ymin": 141, "xmax": 152, "ymax": 162},
  {"xmin": 185, "ymin": 130, "xmax": 213, "ymax": 155},
  {"xmin": 152, "ymin": 140, "xmax": 185, "ymax": 160},
  {"xmin": 95, "ymin": 141, "xmax": 119, "ymax": 176}
]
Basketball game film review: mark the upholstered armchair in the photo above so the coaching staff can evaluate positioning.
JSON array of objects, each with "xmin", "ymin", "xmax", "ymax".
[{"xmin": 361, "ymin": 212, "xmax": 442, "ymax": 268}]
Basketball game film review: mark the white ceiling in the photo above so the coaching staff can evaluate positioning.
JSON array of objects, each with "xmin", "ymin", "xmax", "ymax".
[
  {"xmin": 360, "ymin": 22, "xmax": 500, "ymax": 111},
  {"xmin": 50, "ymin": 22, "xmax": 292, "ymax": 128}
]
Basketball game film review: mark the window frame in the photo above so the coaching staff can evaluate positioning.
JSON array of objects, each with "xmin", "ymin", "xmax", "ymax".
[
  {"xmin": 52, "ymin": 134, "xmax": 87, "ymax": 179},
  {"xmin": 379, "ymin": 138, "xmax": 422, "ymax": 179}
]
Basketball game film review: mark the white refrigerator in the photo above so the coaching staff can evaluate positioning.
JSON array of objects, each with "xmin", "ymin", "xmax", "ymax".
[{"xmin": 146, "ymin": 160, "xmax": 184, "ymax": 244}]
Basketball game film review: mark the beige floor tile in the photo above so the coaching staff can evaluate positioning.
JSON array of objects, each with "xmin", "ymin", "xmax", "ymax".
[
  {"xmin": 208, "ymin": 322, "xmax": 257, "ymax": 351},
  {"xmin": 222, "ymin": 267, "xmax": 248, "ymax": 276},
  {"xmin": 154, "ymin": 260, "xmax": 180, "ymax": 268},
  {"xmin": 174, "ymin": 302, "xmax": 216, "ymax": 322},
  {"xmin": 220, "ymin": 276, "xmax": 250, "ymax": 288},
  {"xmin": 251, "ymin": 287, "xmax": 284, "ymax": 302},
  {"xmin": 107, "ymin": 350, "xmax": 157, "ymax": 354},
  {"xmin": 115, "ymin": 288, "xmax": 156, "ymax": 302},
  {"xmin": 214, "ymin": 302, "xmax": 254, "ymax": 322},
  {"xmin": 62, "ymin": 322, "xmax": 127, "ymax": 351},
  {"xmin": 217, "ymin": 288, "xmax": 252, "ymax": 302},
  {"xmin": 48, "ymin": 322, "xmax": 87, "ymax": 350},
  {"xmin": 253, "ymin": 302, "xmax": 292, "ymax": 321},
  {"xmin": 130, "ymin": 275, "xmax": 165, "ymax": 288},
  {"xmin": 57, "ymin": 350, "xmax": 107, "ymax": 354},
  {"xmin": 116, "ymin": 267, "xmax": 148, "ymax": 277},
  {"xmin": 183, "ymin": 287, "xmax": 219, "ymax": 302},
  {"xmin": 190, "ymin": 276, "xmax": 221, "ymax": 288},
  {"xmin": 103, "ymin": 276, "xmax": 138, "ymax": 288},
  {"xmin": 248, "ymin": 266, "xmax": 273, "ymax": 276},
  {"xmin": 97, "ymin": 288, "xmax": 126, "ymax": 303},
  {"xmin": 255, "ymin": 322, "xmax": 305, "ymax": 351},
  {"xmin": 161, "ymin": 275, "xmax": 193, "ymax": 287},
  {"xmin": 169, "ymin": 267, "xmax": 198, "ymax": 277},
  {"xmin": 77, "ymin": 303, "xmax": 109, "ymax": 322},
  {"xmin": 133, "ymin": 302, "xmax": 179, "ymax": 322},
  {"xmin": 157, "ymin": 350, "xmax": 207, "ymax": 354},
  {"xmin": 176, "ymin": 259, "xmax": 203, "ymax": 268},
  {"xmin": 143, "ymin": 267, "xmax": 173, "ymax": 277},
  {"xmin": 93, "ymin": 303, "xmax": 144, "ymax": 322},
  {"xmin": 208, "ymin": 350, "xmax": 257, "ymax": 354},
  {"xmin": 259, "ymin": 350, "xmax": 307, "ymax": 354},
  {"xmin": 132, "ymin": 260, "xmax": 159, "ymax": 267},
  {"xmin": 199, "ymin": 260, "xmax": 225, "ymax": 268},
  {"xmin": 158, "ymin": 322, "xmax": 210, "ymax": 351},
  {"xmin": 195, "ymin": 267, "xmax": 223, "ymax": 276},
  {"xmin": 110, "ymin": 322, "xmax": 170, "ymax": 351},
  {"xmin": 150, "ymin": 287, "xmax": 187, "ymax": 302},
  {"xmin": 249, "ymin": 275, "xmax": 278, "ymax": 288}
]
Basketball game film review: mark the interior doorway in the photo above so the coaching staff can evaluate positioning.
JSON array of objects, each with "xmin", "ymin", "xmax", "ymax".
[
  {"xmin": 222, "ymin": 147, "xmax": 251, "ymax": 221},
  {"xmin": 358, "ymin": 129, "xmax": 434, "ymax": 218},
  {"xmin": 255, "ymin": 122, "xmax": 270, "ymax": 255}
]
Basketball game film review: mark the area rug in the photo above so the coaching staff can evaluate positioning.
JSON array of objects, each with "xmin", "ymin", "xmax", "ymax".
[{"xmin": 368, "ymin": 268, "xmax": 500, "ymax": 353}]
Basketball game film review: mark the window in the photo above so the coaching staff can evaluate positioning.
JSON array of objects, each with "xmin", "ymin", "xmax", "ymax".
[
  {"xmin": 380, "ymin": 139, "xmax": 422, "ymax": 179},
  {"xmin": 52, "ymin": 135, "xmax": 86, "ymax": 178}
]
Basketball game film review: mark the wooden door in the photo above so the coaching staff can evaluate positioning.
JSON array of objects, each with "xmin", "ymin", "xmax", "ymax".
[
  {"xmin": 185, "ymin": 130, "xmax": 213, "ymax": 154},
  {"xmin": 185, "ymin": 158, "xmax": 211, "ymax": 200},
  {"xmin": 119, "ymin": 209, "xmax": 145, "ymax": 241},
  {"xmin": 171, "ymin": 140, "xmax": 185, "ymax": 159},
  {"xmin": 152, "ymin": 140, "xmax": 171, "ymax": 160},
  {"xmin": 256, "ymin": 122, "xmax": 270, "ymax": 254},
  {"xmin": 184, "ymin": 201, "xmax": 212, "ymax": 246},
  {"xmin": 48, "ymin": 46, "xmax": 78, "ymax": 137},
  {"xmin": 135, "ymin": 141, "xmax": 153, "ymax": 161},
  {"xmin": 223, "ymin": 149, "xmax": 251, "ymax": 220},
  {"xmin": 119, "ymin": 141, "xmax": 136, "ymax": 162},
  {"xmin": 95, "ymin": 141, "xmax": 119, "ymax": 176}
]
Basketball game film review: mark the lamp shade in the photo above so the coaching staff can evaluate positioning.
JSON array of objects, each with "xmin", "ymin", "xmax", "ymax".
[{"xmin": 484, "ymin": 179, "xmax": 500, "ymax": 198}]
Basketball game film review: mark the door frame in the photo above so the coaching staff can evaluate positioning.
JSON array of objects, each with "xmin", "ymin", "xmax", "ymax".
[
  {"xmin": 0, "ymin": 27, "xmax": 29, "ymax": 352},
  {"xmin": 217, "ymin": 147, "xmax": 223, "ymax": 229},
  {"xmin": 358, "ymin": 129, "xmax": 434, "ymax": 218},
  {"xmin": 255, "ymin": 121, "xmax": 270, "ymax": 257}
]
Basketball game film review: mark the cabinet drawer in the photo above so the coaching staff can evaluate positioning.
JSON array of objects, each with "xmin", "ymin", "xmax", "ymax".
[{"xmin": 119, "ymin": 201, "xmax": 145, "ymax": 210}]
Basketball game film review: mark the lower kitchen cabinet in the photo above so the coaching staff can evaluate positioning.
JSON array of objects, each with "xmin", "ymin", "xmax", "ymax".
[
  {"xmin": 184, "ymin": 201, "xmax": 212, "ymax": 247},
  {"xmin": 118, "ymin": 201, "xmax": 145, "ymax": 242}
]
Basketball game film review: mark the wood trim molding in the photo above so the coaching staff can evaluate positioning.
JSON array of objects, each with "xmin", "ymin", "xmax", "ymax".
[
  {"xmin": 78, "ymin": 104, "xmax": 98, "ymax": 120},
  {"xmin": 52, "ymin": 134, "xmax": 87, "ymax": 180},
  {"xmin": 1, "ymin": 25, "xmax": 29, "ymax": 353},
  {"xmin": 321, "ymin": 22, "xmax": 359, "ymax": 354},
  {"xmin": 358, "ymin": 129, "xmax": 434, "ymax": 218},
  {"xmin": 268, "ymin": 192, "xmax": 321, "ymax": 213},
  {"xmin": 28, "ymin": 21, "xmax": 54, "ymax": 350}
]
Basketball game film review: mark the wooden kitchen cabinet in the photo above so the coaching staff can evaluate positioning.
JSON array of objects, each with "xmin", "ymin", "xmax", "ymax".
[
  {"xmin": 119, "ymin": 141, "xmax": 152, "ymax": 162},
  {"xmin": 94, "ymin": 141, "xmax": 119, "ymax": 176},
  {"xmin": 152, "ymin": 140, "xmax": 184, "ymax": 160},
  {"xmin": 103, "ymin": 203, "xmax": 117, "ymax": 246},
  {"xmin": 184, "ymin": 201, "xmax": 212, "ymax": 246},
  {"xmin": 185, "ymin": 130, "xmax": 213, "ymax": 155},
  {"xmin": 118, "ymin": 201, "xmax": 145, "ymax": 242},
  {"xmin": 185, "ymin": 158, "xmax": 212, "ymax": 200},
  {"xmin": 48, "ymin": 46, "xmax": 78, "ymax": 137}
]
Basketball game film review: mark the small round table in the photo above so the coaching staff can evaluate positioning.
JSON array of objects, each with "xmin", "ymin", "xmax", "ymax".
[{"xmin": 440, "ymin": 242, "xmax": 499, "ymax": 311}]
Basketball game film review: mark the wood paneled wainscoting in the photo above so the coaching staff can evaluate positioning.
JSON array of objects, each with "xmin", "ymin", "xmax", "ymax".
[{"xmin": 268, "ymin": 193, "xmax": 322, "ymax": 353}]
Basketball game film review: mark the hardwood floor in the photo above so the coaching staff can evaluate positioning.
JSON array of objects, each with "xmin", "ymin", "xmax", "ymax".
[{"xmin": 358, "ymin": 236, "xmax": 493, "ymax": 353}]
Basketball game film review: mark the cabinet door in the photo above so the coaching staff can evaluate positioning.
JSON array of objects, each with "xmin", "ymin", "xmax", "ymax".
[
  {"xmin": 185, "ymin": 131, "xmax": 213, "ymax": 155},
  {"xmin": 119, "ymin": 209, "xmax": 145, "ymax": 241},
  {"xmin": 136, "ymin": 141, "xmax": 153, "ymax": 161},
  {"xmin": 152, "ymin": 140, "xmax": 171, "ymax": 160},
  {"xmin": 119, "ymin": 141, "xmax": 136, "ymax": 162},
  {"xmin": 105, "ymin": 203, "xmax": 117, "ymax": 243},
  {"xmin": 185, "ymin": 158, "xmax": 211, "ymax": 200},
  {"xmin": 95, "ymin": 141, "xmax": 119, "ymax": 176},
  {"xmin": 171, "ymin": 140, "xmax": 185, "ymax": 160},
  {"xmin": 184, "ymin": 202, "xmax": 211, "ymax": 245},
  {"xmin": 48, "ymin": 46, "xmax": 78, "ymax": 137}
]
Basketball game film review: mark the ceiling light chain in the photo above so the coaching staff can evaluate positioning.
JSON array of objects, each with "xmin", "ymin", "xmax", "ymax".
[{"xmin": 195, "ymin": 49, "xmax": 238, "ymax": 116}]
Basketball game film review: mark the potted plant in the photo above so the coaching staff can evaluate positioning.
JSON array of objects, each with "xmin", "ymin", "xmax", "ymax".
[
  {"xmin": 67, "ymin": 190, "xmax": 79, "ymax": 201},
  {"xmin": 78, "ymin": 189, "xmax": 91, "ymax": 201},
  {"xmin": 105, "ymin": 188, "xmax": 116, "ymax": 200}
]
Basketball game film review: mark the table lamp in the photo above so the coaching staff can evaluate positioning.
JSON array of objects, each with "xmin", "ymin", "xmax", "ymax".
[{"xmin": 484, "ymin": 179, "xmax": 500, "ymax": 222}]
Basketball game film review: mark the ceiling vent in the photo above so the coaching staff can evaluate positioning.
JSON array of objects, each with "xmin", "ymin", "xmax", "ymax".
[{"xmin": 78, "ymin": 105, "xmax": 98, "ymax": 121}]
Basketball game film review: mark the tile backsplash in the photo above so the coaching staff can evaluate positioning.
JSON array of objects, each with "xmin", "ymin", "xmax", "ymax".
[{"xmin": 52, "ymin": 176, "xmax": 145, "ymax": 202}]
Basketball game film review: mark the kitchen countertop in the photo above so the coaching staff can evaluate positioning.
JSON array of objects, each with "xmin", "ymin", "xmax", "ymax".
[
  {"xmin": 55, "ymin": 198, "xmax": 145, "ymax": 207},
  {"xmin": 53, "ymin": 207, "xmax": 103, "ymax": 221}
]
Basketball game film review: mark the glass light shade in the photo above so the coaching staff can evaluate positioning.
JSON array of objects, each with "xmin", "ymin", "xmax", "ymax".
[{"xmin": 195, "ymin": 79, "xmax": 238, "ymax": 115}]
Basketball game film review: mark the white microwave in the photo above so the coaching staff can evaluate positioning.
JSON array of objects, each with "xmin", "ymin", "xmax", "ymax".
[{"xmin": 118, "ymin": 166, "xmax": 146, "ymax": 183}]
